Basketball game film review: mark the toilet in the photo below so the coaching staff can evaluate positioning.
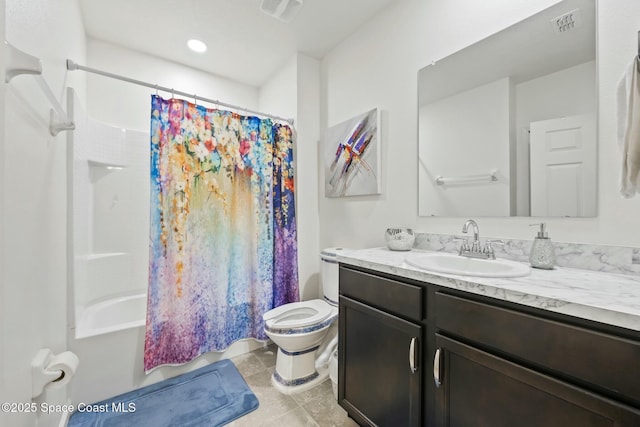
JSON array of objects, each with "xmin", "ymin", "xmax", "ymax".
[{"xmin": 263, "ymin": 248, "xmax": 342, "ymax": 394}]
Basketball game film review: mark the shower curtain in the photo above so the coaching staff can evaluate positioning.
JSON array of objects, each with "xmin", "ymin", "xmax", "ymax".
[{"xmin": 144, "ymin": 95, "xmax": 299, "ymax": 372}]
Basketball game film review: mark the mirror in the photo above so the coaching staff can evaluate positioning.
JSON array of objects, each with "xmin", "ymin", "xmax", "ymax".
[{"xmin": 418, "ymin": 0, "xmax": 596, "ymax": 217}]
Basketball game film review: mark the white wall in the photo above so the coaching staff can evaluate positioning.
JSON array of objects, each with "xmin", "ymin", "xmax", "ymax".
[
  {"xmin": 294, "ymin": 55, "xmax": 321, "ymax": 299},
  {"xmin": 3, "ymin": 0, "xmax": 86, "ymax": 426},
  {"xmin": 516, "ymin": 61, "xmax": 596, "ymax": 126},
  {"xmin": 86, "ymin": 39, "xmax": 260, "ymax": 131},
  {"xmin": 259, "ymin": 54, "xmax": 298, "ymax": 122},
  {"xmin": 320, "ymin": 0, "xmax": 640, "ymax": 248},
  {"xmin": 259, "ymin": 53, "xmax": 322, "ymax": 300},
  {"xmin": 419, "ymin": 78, "xmax": 511, "ymax": 217},
  {"xmin": 0, "ymin": 1, "xmax": 7, "ymax": 425}
]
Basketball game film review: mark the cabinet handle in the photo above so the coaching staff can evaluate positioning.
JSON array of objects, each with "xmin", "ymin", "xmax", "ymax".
[
  {"xmin": 409, "ymin": 337, "xmax": 418, "ymax": 373},
  {"xmin": 433, "ymin": 348, "xmax": 442, "ymax": 387}
]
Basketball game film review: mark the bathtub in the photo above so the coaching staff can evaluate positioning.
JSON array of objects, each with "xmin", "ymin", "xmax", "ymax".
[
  {"xmin": 69, "ymin": 291, "xmax": 267, "ymax": 406},
  {"xmin": 69, "ymin": 293, "xmax": 148, "ymax": 406},
  {"xmin": 75, "ymin": 293, "xmax": 146, "ymax": 339}
]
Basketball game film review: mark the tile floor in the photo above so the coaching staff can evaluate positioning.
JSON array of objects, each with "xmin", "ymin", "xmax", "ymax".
[{"xmin": 228, "ymin": 345, "xmax": 359, "ymax": 427}]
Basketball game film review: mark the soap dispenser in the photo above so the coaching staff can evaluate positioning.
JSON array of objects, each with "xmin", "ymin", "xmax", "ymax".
[{"xmin": 529, "ymin": 223, "xmax": 556, "ymax": 269}]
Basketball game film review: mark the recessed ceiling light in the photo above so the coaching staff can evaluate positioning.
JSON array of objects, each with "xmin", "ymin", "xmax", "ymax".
[{"xmin": 187, "ymin": 39, "xmax": 207, "ymax": 53}]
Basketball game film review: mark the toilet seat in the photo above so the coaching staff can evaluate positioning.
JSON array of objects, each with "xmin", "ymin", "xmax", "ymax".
[{"xmin": 263, "ymin": 299, "xmax": 333, "ymax": 332}]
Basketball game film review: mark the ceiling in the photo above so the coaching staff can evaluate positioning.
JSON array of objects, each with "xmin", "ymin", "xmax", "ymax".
[{"xmin": 79, "ymin": 0, "xmax": 397, "ymax": 87}]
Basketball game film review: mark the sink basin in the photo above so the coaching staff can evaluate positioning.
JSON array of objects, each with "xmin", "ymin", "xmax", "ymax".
[{"xmin": 404, "ymin": 252, "xmax": 530, "ymax": 278}]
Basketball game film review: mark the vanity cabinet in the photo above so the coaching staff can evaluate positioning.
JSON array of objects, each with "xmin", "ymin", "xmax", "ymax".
[
  {"xmin": 338, "ymin": 266, "xmax": 424, "ymax": 427},
  {"xmin": 433, "ymin": 292, "xmax": 640, "ymax": 427},
  {"xmin": 339, "ymin": 264, "xmax": 640, "ymax": 427},
  {"xmin": 433, "ymin": 333, "xmax": 640, "ymax": 426}
]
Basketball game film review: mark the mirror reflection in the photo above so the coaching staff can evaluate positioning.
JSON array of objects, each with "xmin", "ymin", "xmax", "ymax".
[{"xmin": 418, "ymin": 0, "xmax": 596, "ymax": 217}]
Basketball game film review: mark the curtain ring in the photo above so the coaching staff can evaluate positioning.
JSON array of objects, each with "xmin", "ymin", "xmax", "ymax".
[
  {"xmin": 171, "ymin": 88, "xmax": 174, "ymax": 99},
  {"xmin": 193, "ymin": 94, "xmax": 197, "ymax": 105},
  {"xmin": 155, "ymin": 84, "xmax": 159, "ymax": 97}
]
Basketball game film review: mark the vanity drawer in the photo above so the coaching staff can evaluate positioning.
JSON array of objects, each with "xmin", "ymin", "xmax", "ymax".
[
  {"xmin": 435, "ymin": 292, "xmax": 640, "ymax": 405},
  {"xmin": 339, "ymin": 266, "xmax": 423, "ymax": 322}
]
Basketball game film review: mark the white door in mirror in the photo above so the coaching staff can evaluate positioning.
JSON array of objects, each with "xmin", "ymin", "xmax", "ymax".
[{"xmin": 530, "ymin": 114, "xmax": 596, "ymax": 217}]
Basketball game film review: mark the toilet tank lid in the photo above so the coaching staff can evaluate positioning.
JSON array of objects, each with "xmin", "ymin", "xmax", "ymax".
[{"xmin": 321, "ymin": 247, "xmax": 344, "ymax": 260}]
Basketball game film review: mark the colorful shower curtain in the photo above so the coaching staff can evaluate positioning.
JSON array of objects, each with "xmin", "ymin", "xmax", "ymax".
[{"xmin": 144, "ymin": 95, "xmax": 299, "ymax": 372}]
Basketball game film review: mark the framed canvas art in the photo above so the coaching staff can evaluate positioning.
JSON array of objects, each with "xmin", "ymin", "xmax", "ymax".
[{"xmin": 324, "ymin": 108, "xmax": 381, "ymax": 197}]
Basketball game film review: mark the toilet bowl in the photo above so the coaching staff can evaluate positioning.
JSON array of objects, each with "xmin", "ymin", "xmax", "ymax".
[{"xmin": 262, "ymin": 248, "xmax": 342, "ymax": 394}]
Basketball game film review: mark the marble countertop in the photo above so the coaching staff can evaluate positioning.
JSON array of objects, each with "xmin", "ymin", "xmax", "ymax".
[{"xmin": 336, "ymin": 248, "xmax": 640, "ymax": 332}]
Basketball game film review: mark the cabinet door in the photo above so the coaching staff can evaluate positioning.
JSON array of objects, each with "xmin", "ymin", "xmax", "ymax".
[
  {"xmin": 339, "ymin": 296, "xmax": 422, "ymax": 427},
  {"xmin": 433, "ymin": 334, "xmax": 640, "ymax": 427}
]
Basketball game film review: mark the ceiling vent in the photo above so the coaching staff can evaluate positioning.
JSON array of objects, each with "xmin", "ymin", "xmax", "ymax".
[
  {"xmin": 260, "ymin": 0, "xmax": 303, "ymax": 23},
  {"xmin": 550, "ymin": 9, "xmax": 582, "ymax": 33}
]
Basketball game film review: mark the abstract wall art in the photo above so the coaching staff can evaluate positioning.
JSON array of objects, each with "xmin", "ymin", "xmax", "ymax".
[{"xmin": 324, "ymin": 108, "xmax": 381, "ymax": 197}]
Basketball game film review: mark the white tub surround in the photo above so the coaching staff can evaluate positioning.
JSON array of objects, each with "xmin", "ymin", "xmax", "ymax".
[
  {"xmin": 337, "ymin": 248, "xmax": 640, "ymax": 332},
  {"xmin": 75, "ymin": 293, "xmax": 146, "ymax": 339}
]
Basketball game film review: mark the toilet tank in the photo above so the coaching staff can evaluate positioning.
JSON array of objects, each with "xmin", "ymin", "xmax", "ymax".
[{"xmin": 320, "ymin": 248, "xmax": 342, "ymax": 306}]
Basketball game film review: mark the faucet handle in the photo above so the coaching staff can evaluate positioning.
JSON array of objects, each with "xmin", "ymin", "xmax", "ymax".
[
  {"xmin": 452, "ymin": 237, "xmax": 469, "ymax": 253},
  {"xmin": 483, "ymin": 239, "xmax": 504, "ymax": 258}
]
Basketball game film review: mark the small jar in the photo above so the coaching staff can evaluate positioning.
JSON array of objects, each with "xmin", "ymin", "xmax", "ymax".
[{"xmin": 385, "ymin": 228, "xmax": 415, "ymax": 251}]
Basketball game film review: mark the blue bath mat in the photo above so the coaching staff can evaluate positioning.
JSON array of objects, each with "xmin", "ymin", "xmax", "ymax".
[{"xmin": 67, "ymin": 359, "xmax": 259, "ymax": 427}]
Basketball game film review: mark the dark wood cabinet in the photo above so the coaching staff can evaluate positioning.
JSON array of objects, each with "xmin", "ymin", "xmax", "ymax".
[
  {"xmin": 434, "ymin": 292, "xmax": 640, "ymax": 408},
  {"xmin": 338, "ymin": 265, "xmax": 640, "ymax": 427},
  {"xmin": 338, "ymin": 266, "xmax": 424, "ymax": 426},
  {"xmin": 339, "ymin": 296, "xmax": 422, "ymax": 426},
  {"xmin": 433, "ymin": 334, "xmax": 640, "ymax": 427}
]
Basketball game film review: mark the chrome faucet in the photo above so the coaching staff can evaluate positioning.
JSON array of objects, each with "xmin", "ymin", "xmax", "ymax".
[
  {"xmin": 461, "ymin": 219, "xmax": 480, "ymax": 252},
  {"xmin": 459, "ymin": 219, "xmax": 502, "ymax": 260}
]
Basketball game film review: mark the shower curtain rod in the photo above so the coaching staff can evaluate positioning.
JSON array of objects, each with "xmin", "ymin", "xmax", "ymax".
[{"xmin": 66, "ymin": 59, "xmax": 294, "ymax": 125}]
